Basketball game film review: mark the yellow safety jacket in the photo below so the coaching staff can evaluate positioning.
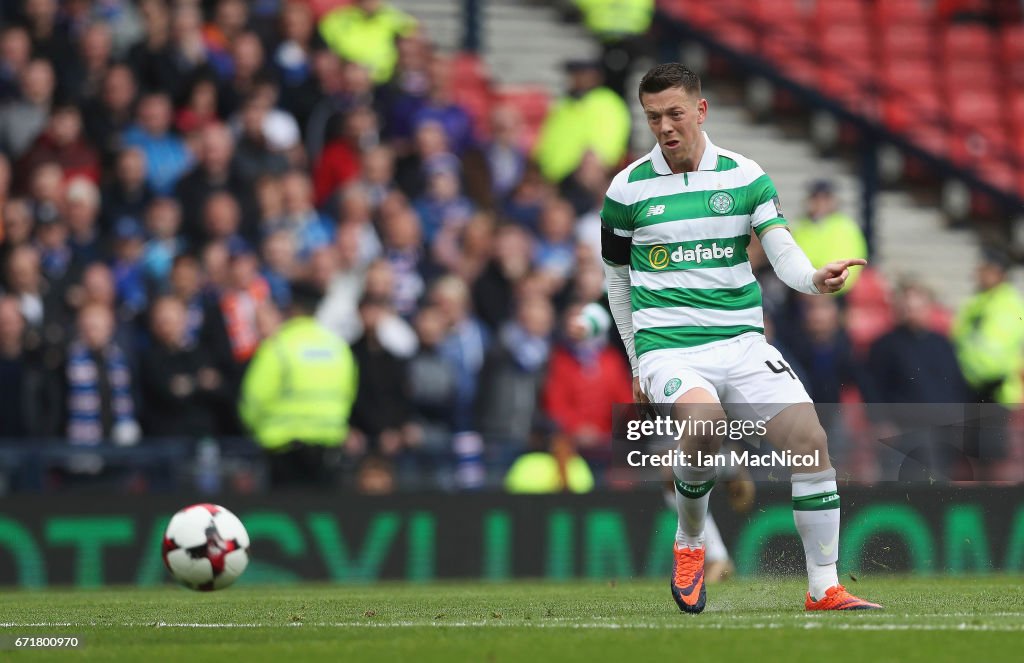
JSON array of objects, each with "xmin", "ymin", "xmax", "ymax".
[
  {"xmin": 534, "ymin": 85, "xmax": 631, "ymax": 182},
  {"xmin": 240, "ymin": 317, "xmax": 358, "ymax": 450},
  {"xmin": 791, "ymin": 211, "xmax": 868, "ymax": 293},
  {"xmin": 318, "ymin": 4, "xmax": 417, "ymax": 83},
  {"xmin": 951, "ymin": 282, "xmax": 1024, "ymax": 405},
  {"xmin": 575, "ymin": 0, "xmax": 655, "ymax": 39}
]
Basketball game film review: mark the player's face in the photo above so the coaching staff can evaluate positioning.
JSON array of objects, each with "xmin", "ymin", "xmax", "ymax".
[{"xmin": 641, "ymin": 86, "xmax": 707, "ymax": 168}]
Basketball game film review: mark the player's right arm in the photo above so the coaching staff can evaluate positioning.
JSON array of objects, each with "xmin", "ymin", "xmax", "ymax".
[{"xmin": 600, "ymin": 177, "xmax": 638, "ymax": 384}]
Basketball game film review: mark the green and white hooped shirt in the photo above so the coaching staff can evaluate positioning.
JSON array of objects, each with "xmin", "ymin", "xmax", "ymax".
[{"xmin": 601, "ymin": 133, "xmax": 788, "ymax": 357}]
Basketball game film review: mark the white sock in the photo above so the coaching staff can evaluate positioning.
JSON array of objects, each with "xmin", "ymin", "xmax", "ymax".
[
  {"xmin": 792, "ymin": 468, "xmax": 841, "ymax": 601},
  {"xmin": 703, "ymin": 512, "xmax": 729, "ymax": 563},
  {"xmin": 673, "ymin": 466, "xmax": 716, "ymax": 550}
]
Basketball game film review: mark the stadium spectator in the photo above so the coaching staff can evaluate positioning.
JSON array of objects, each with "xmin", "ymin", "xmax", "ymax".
[
  {"xmin": 110, "ymin": 216, "xmax": 148, "ymax": 321},
  {"xmin": 406, "ymin": 56, "xmax": 475, "ymax": 157},
  {"xmin": 534, "ymin": 59, "xmax": 630, "ymax": 183},
  {"xmin": 359, "ymin": 145, "xmax": 397, "ymax": 211},
  {"xmin": 81, "ymin": 64, "xmax": 137, "ymax": 167},
  {"xmin": 233, "ymin": 93, "xmax": 291, "ymax": 185},
  {"xmin": 951, "ymin": 249, "xmax": 1024, "ymax": 405},
  {"xmin": 273, "ymin": 0, "xmax": 324, "ymax": 129},
  {"xmin": 141, "ymin": 197, "xmax": 184, "ymax": 287},
  {"xmin": 534, "ymin": 197, "xmax": 577, "ymax": 288},
  {"xmin": 239, "ymin": 281, "xmax": 358, "ymax": 487},
  {"xmin": 1, "ymin": 199, "xmax": 35, "ymax": 264},
  {"xmin": 0, "ymin": 26, "xmax": 32, "ymax": 102},
  {"xmin": 60, "ymin": 22, "xmax": 114, "ymax": 104},
  {"xmin": 218, "ymin": 32, "xmax": 269, "ymax": 118},
  {"xmin": 157, "ymin": 2, "xmax": 215, "ymax": 101},
  {"xmin": 175, "ymin": 76, "xmax": 220, "ymax": 137},
  {"xmin": 65, "ymin": 178, "xmax": 104, "ymax": 266},
  {"xmin": 66, "ymin": 302, "xmax": 139, "ymax": 446},
  {"xmin": 395, "ymin": 120, "xmax": 453, "ymax": 201},
  {"xmin": 866, "ymin": 281, "xmax": 969, "ymax": 403},
  {"xmin": 260, "ymin": 229, "xmax": 299, "ymax": 310},
  {"xmin": 274, "ymin": 170, "xmax": 333, "ymax": 260},
  {"xmin": 204, "ymin": 0, "xmax": 251, "ymax": 82},
  {"xmin": 378, "ymin": 203, "xmax": 428, "ymax": 318},
  {"xmin": 541, "ymin": 302, "xmax": 633, "ymax": 466},
  {"xmin": 127, "ymin": 0, "xmax": 172, "ymax": 94},
  {"xmin": 100, "ymin": 148, "xmax": 152, "ymax": 235},
  {"xmin": 4, "ymin": 244, "xmax": 66, "ymax": 344},
  {"xmin": 407, "ymin": 305, "xmax": 458, "ymax": 449},
  {"xmin": 349, "ymin": 293, "xmax": 417, "ymax": 457},
  {"xmin": 788, "ymin": 295, "xmax": 864, "ymax": 404},
  {"xmin": 175, "ymin": 123, "xmax": 256, "ymax": 244},
  {"xmin": 430, "ymin": 274, "xmax": 490, "ymax": 434},
  {"xmin": 475, "ymin": 294, "xmax": 555, "ymax": 457},
  {"xmin": 484, "ymin": 105, "xmax": 528, "ymax": 203},
  {"xmin": 315, "ymin": 226, "xmax": 365, "ymax": 343},
  {"xmin": 219, "ymin": 241, "xmax": 272, "ymax": 366},
  {"xmin": 0, "ymin": 58, "xmax": 55, "ymax": 159},
  {"xmin": 0, "ymin": 295, "xmax": 61, "ymax": 437},
  {"xmin": 34, "ymin": 212, "xmax": 82, "ymax": 303},
  {"xmin": 335, "ymin": 184, "xmax": 382, "ymax": 268},
  {"xmin": 791, "ymin": 180, "xmax": 868, "ymax": 295},
  {"xmin": 317, "ymin": 0, "xmax": 417, "ymax": 85},
  {"xmin": 139, "ymin": 296, "xmax": 222, "ymax": 437},
  {"xmin": 472, "ymin": 223, "xmax": 534, "ymax": 331},
  {"xmin": 413, "ymin": 155, "xmax": 474, "ymax": 245},
  {"xmin": 571, "ymin": 0, "xmax": 655, "ymax": 99},
  {"xmin": 121, "ymin": 92, "xmax": 192, "ymax": 196},
  {"xmin": 22, "ymin": 0, "xmax": 73, "ymax": 73},
  {"xmin": 17, "ymin": 103, "xmax": 99, "ymax": 194}
]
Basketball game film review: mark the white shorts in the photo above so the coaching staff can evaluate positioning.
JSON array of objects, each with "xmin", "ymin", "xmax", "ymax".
[{"xmin": 638, "ymin": 332, "xmax": 812, "ymax": 422}]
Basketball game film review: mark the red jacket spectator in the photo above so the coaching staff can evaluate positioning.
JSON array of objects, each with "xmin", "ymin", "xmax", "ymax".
[
  {"xmin": 541, "ymin": 342, "xmax": 632, "ymax": 439},
  {"xmin": 313, "ymin": 139, "xmax": 360, "ymax": 207}
]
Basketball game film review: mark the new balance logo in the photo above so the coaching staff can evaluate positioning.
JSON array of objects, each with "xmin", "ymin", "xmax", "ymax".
[{"xmin": 647, "ymin": 205, "xmax": 666, "ymax": 217}]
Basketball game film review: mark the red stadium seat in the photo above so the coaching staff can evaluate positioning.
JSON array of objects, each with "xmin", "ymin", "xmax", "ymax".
[
  {"xmin": 818, "ymin": 24, "xmax": 872, "ymax": 57},
  {"xmin": 948, "ymin": 127, "xmax": 1007, "ymax": 166},
  {"xmin": 814, "ymin": 0, "xmax": 866, "ymax": 26},
  {"xmin": 714, "ymin": 21, "xmax": 757, "ymax": 53},
  {"xmin": 978, "ymin": 162, "xmax": 1017, "ymax": 194},
  {"xmin": 941, "ymin": 24, "xmax": 996, "ymax": 63},
  {"xmin": 906, "ymin": 126, "xmax": 949, "ymax": 157},
  {"xmin": 942, "ymin": 62, "xmax": 1000, "ymax": 92},
  {"xmin": 1009, "ymin": 92, "xmax": 1024, "ymax": 134},
  {"xmin": 883, "ymin": 91, "xmax": 942, "ymax": 130},
  {"xmin": 880, "ymin": 60, "xmax": 937, "ymax": 96},
  {"xmin": 999, "ymin": 25, "xmax": 1024, "ymax": 63},
  {"xmin": 950, "ymin": 90, "xmax": 1004, "ymax": 127},
  {"xmin": 751, "ymin": 0, "xmax": 807, "ymax": 27},
  {"xmin": 878, "ymin": 26, "xmax": 931, "ymax": 62},
  {"xmin": 873, "ymin": 0, "xmax": 934, "ymax": 27}
]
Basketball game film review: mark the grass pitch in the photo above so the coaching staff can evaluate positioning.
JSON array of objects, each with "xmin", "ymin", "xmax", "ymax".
[{"xmin": 1, "ymin": 577, "xmax": 1021, "ymax": 662}]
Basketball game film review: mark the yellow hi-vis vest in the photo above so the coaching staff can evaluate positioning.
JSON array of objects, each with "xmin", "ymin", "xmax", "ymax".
[
  {"xmin": 952, "ymin": 282, "xmax": 1024, "ymax": 405},
  {"xmin": 240, "ymin": 317, "xmax": 358, "ymax": 450},
  {"xmin": 318, "ymin": 4, "xmax": 417, "ymax": 83},
  {"xmin": 575, "ymin": 0, "xmax": 654, "ymax": 39}
]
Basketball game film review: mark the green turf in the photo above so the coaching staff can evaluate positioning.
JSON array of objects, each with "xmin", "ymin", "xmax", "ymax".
[{"xmin": 1, "ymin": 577, "xmax": 1022, "ymax": 662}]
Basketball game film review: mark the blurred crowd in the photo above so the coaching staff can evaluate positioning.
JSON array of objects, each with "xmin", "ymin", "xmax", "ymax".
[{"xmin": 0, "ymin": 0, "xmax": 1021, "ymax": 494}]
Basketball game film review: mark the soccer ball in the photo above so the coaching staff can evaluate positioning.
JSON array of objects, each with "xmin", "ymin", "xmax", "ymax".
[{"xmin": 162, "ymin": 503, "xmax": 250, "ymax": 591}]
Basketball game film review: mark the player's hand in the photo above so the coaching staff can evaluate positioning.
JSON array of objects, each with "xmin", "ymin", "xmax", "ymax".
[
  {"xmin": 725, "ymin": 478, "xmax": 755, "ymax": 513},
  {"xmin": 632, "ymin": 377, "xmax": 645, "ymax": 402},
  {"xmin": 812, "ymin": 258, "xmax": 867, "ymax": 294}
]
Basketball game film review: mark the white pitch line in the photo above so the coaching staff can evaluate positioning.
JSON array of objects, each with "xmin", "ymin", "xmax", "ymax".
[{"xmin": 3, "ymin": 621, "xmax": 1023, "ymax": 632}]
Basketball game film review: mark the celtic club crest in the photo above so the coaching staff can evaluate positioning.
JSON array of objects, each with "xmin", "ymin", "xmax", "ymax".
[{"xmin": 708, "ymin": 191, "xmax": 735, "ymax": 215}]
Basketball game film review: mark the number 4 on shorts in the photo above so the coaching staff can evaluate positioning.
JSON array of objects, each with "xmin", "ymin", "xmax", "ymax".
[{"xmin": 764, "ymin": 360, "xmax": 796, "ymax": 380}]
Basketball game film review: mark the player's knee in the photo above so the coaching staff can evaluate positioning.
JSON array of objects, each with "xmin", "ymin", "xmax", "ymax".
[{"xmin": 794, "ymin": 424, "xmax": 828, "ymax": 455}]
